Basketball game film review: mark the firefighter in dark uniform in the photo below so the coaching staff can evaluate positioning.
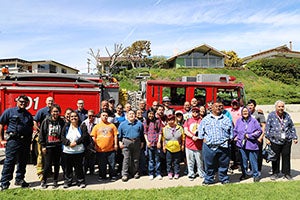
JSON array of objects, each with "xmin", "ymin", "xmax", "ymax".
[{"xmin": 0, "ymin": 95, "xmax": 34, "ymax": 190}]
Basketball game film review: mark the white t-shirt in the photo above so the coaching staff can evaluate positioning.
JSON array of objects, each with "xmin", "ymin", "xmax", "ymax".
[{"xmin": 63, "ymin": 126, "xmax": 85, "ymax": 154}]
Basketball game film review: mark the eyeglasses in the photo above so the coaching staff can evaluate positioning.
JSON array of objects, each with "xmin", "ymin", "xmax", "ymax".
[
  {"xmin": 70, "ymin": 115, "xmax": 78, "ymax": 118},
  {"xmin": 18, "ymin": 100, "xmax": 26, "ymax": 104},
  {"xmin": 88, "ymin": 115, "xmax": 94, "ymax": 118},
  {"xmin": 192, "ymin": 111, "xmax": 200, "ymax": 113},
  {"xmin": 52, "ymin": 110, "xmax": 59, "ymax": 113}
]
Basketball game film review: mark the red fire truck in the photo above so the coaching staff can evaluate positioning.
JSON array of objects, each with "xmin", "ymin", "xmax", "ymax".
[
  {"xmin": 144, "ymin": 74, "xmax": 246, "ymax": 110},
  {"xmin": 0, "ymin": 73, "xmax": 119, "ymax": 150},
  {"xmin": 0, "ymin": 73, "xmax": 119, "ymax": 116}
]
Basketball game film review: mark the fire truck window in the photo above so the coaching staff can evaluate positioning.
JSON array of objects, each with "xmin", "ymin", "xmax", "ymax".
[
  {"xmin": 217, "ymin": 89, "xmax": 238, "ymax": 106},
  {"xmin": 194, "ymin": 88, "xmax": 206, "ymax": 106},
  {"xmin": 163, "ymin": 87, "xmax": 186, "ymax": 105}
]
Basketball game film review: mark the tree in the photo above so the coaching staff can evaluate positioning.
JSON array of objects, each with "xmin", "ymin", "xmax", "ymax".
[
  {"xmin": 88, "ymin": 43, "xmax": 124, "ymax": 74},
  {"xmin": 123, "ymin": 40, "xmax": 151, "ymax": 69},
  {"xmin": 87, "ymin": 48, "xmax": 103, "ymax": 73},
  {"xmin": 221, "ymin": 50, "xmax": 243, "ymax": 68},
  {"xmin": 105, "ymin": 43, "xmax": 125, "ymax": 74}
]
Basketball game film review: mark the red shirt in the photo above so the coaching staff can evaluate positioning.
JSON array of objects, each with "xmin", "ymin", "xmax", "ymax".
[{"xmin": 183, "ymin": 117, "xmax": 203, "ymax": 150}]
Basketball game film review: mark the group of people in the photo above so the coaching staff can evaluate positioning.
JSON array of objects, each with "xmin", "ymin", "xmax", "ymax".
[{"xmin": 0, "ymin": 95, "xmax": 298, "ymax": 190}]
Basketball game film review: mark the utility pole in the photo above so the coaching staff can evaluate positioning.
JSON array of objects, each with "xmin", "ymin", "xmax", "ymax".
[{"xmin": 87, "ymin": 58, "xmax": 91, "ymax": 74}]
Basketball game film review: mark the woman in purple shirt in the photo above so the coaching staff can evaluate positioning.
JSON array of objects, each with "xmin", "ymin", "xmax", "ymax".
[{"xmin": 234, "ymin": 107, "xmax": 262, "ymax": 182}]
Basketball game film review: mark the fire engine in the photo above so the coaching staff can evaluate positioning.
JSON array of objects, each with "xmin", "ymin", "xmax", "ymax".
[
  {"xmin": 0, "ymin": 73, "xmax": 119, "ymax": 116},
  {"xmin": 143, "ymin": 74, "xmax": 246, "ymax": 110},
  {"xmin": 0, "ymin": 73, "xmax": 119, "ymax": 149}
]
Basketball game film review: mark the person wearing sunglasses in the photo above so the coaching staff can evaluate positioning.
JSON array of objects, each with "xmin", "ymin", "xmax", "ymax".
[{"xmin": 0, "ymin": 95, "xmax": 34, "ymax": 191}]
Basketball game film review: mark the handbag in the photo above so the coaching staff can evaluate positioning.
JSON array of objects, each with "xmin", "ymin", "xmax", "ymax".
[{"xmin": 262, "ymin": 144, "xmax": 277, "ymax": 163}]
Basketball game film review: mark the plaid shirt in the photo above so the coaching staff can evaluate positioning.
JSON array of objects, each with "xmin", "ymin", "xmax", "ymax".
[
  {"xmin": 143, "ymin": 119, "xmax": 162, "ymax": 147},
  {"xmin": 198, "ymin": 114, "xmax": 233, "ymax": 148}
]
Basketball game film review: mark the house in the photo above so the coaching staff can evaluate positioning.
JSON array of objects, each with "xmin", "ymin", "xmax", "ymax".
[
  {"xmin": 162, "ymin": 44, "xmax": 226, "ymax": 68},
  {"xmin": 0, "ymin": 58, "xmax": 79, "ymax": 74},
  {"xmin": 242, "ymin": 42, "xmax": 300, "ymax": 64}
]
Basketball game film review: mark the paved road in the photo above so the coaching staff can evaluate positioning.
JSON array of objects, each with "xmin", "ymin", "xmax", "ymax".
[{"xmin": 0, "ymin": 159, "xmax": 299, "ymax": 190}]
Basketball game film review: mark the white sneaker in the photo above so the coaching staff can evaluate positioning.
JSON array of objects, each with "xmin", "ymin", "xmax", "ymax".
[
  {"xmin": 156, "ymin": 175, "xmax": 163, "ymax": 180},
  {"xmin": 149, "ymin": 175, "xmax": 154, "ymax": 180}
]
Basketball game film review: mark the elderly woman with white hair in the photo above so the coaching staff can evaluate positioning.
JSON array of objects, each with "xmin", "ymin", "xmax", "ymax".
[{"xmin": 265, "ymin": 100, "xmax": 298, "ymax": 181}]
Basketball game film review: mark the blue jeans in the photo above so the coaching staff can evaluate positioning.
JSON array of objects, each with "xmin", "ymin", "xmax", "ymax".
[
  {"xmin": 0, "ymin": 139, "xmax": 30, "ymax": 187},
  {"xmin": 239, "ymin": 148, "xmax": 259, "ymax": 177},
  {"xmin": 202, "ymin": 143, "xmax": 230, "ymax": 184},
  {"xmin": 96, "ymin": 151, "xmax": 116, "ymax": 179},
  {"xmin": 185, "ymin": 148, "xmax": 205, "ymax": 178},
  {"xmin": 166, "ymin": 150, "xmax": 181, "ymax": 175},
  {"xmin": 148, "ymin": 147, "xmax": 161, "ymax": 176}
]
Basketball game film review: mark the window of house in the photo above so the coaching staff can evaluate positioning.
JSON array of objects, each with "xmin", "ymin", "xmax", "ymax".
[
  {"xmin": 49, "ymin": 64, "xmax": 57, "ymax": 73},
  {"xmin": 38, "ymin": 64, "xmax": 49, "ymax": 73},
  {"xmin": 61, "ymin": 68, "xmax": 67, "ymax": 73}
]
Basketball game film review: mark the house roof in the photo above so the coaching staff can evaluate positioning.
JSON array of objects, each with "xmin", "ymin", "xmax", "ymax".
[
  {"xmin": 166, "ymin": 43, "xmax": 227, "ymax": 62},
  {"xmin": 242, "ymin": 44, "xmax": 300, "ymax": 63},
  {"xmin": 31, "ymin": 60, "xmax": 79, "ymax": 72}
]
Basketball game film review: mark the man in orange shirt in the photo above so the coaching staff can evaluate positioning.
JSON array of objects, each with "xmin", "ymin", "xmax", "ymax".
[{"xmin": 91, "ymin": 111, "xmax": 118, "ymax": 181}]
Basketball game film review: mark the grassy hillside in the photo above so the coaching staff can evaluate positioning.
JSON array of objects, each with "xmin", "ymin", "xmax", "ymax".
[{"xmin": 117, "ymin": 68, "xmax": 300, "ymax": 105}]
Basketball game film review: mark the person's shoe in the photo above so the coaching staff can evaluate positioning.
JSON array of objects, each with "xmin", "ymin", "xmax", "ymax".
[
  {"xmin": 0, "ymin": 184, "xmax": 9, "ymax": 191},
  {"xmin": 270, "ymin": 174, "xmax": 279, "ymax": 181},
  {"xmin": 110, "ymin": 176, "xmax": 117, "ymax": 181},
  {"xmin": 168, "ymin": 173, "xmax": 173, "ymax": 180},
  {"xmin": 122, "ymin": 176, "xmax": 128, "ymax": 182},
  {"xmin": 174, "ymin": 174, "xmax": 180, "ymax": 179},
  {"xmin": 40, "ymin": 181, "xmax": 47, "ymax": 189},
  {"xmin": 15, "ymin": 180, "xmax": 30, "ymax": 188},
  {"xmin": 222, "ymin": 180, "xmax": 230, "ymax": 185},
  {"xmin": 79, "ymin": 183, "xmax": 86, "ymax": 188},
  {"xmin": 97, "ymin": 177, "xmax": 105, "ymax": 182},
  {"xmin": 63, "ymin": 183, "xmax": 70, "ymax": 189},
  {"xmin": 239, "ymin": 174, "xmax": 250, "ymax": 181},
  {"xmin": 134, "ymin": 173, "xmax": 140, "ymax": 179},
  {"xmin": 52, "ymin": 181, "xmax": 58, "ymax": 189},
  {"xmin": 253, "ymin": 177, "xmax": 260, "ymax": 182},
  {"xmin": 283, "ymin": 174, "xmax": 293, "ymax": 181},
  {"xmin": 202, "ymin": 181, "xmax": 212, "ymax": 186},
  {"xmin": 188, "ymin": 176, "xmax": 195, "ymax": 181},
  {"xmin": 149, "ymin": 175, "xmax": 154, "ymax": 180},
  {"xmin": 156, "ymin": 175, "xmax": 163, "ymax": 180}
]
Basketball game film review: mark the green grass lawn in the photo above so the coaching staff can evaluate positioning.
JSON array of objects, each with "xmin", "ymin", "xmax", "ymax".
[{"xmin": 1, "ymin": 181, "xmax": 299, "ymax": 200}]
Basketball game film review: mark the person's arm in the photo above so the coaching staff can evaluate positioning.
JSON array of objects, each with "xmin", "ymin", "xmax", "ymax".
[
  {"xmin": 0, "ymin": 124, "xmax": 6, "ymax": 146},
  {"xmin": 113, "ymin": 125, "xmax": 118, "ymax": 151},
  {"xmin": 38, "ymin": 119, "xmax": 48, "ymax": 154},
  {"xmin": 118, "ymin": 124, "xmax": 125, "ymax": 149}
]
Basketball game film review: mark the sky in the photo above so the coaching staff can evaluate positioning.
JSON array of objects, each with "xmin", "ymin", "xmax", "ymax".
[{"xmin": 1, "ymin": 0, "xmax": 300, "ymax": 73}]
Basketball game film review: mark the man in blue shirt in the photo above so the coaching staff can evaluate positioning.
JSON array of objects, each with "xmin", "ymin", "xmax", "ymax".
[
  {"xmin": 75, "ymin": 99, "xmax": 88, "ymax": 123},
  {"xmin": 118, "ymin": 110, "xmax": 144, "ymax": 182},
  {"xmin": 0, "ymin": 95, "xmax": 34, "ymax": 190},
  {"xmin": 198, "ymin": 100, "xmax": 233, "ymax": 185}
]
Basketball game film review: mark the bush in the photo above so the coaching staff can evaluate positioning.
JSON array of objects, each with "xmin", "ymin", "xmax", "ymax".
[{"xmin": 246, "ymin": 58, "xmax": 300, "ymax": 85}]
